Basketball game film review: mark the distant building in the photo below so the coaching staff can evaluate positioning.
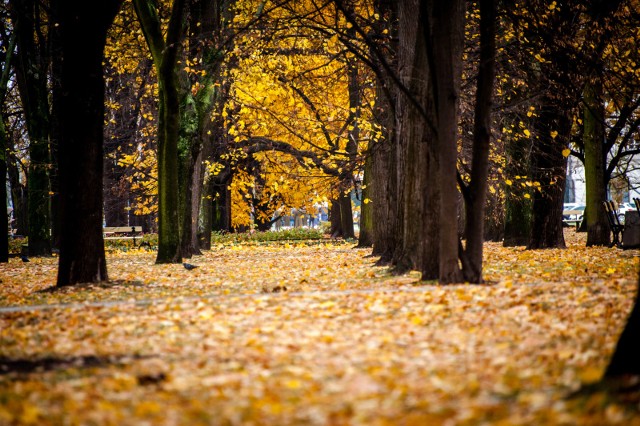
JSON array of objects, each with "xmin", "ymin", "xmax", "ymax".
[{"xmin": 565, "ymin": 155, "xmax": 640, "ymax": 205}]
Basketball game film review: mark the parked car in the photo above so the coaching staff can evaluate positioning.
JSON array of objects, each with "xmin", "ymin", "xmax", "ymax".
[{"xmin": 617, "ymin": 202, "xmax": 636, "ymax": 224}]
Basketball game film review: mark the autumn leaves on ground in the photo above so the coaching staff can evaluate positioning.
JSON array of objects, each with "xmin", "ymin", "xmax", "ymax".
[{"xmin": 1, "ymin": 230, "xmax": 639, "ymax": 425}]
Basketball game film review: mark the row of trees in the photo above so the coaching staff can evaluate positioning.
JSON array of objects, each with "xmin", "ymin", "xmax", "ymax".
[
  {"xmin": 0, "ymin": 0, "xmax": 637, "ymax": 386},
  {"xmin": 1, "ymin": 1, "xmax": 640, "ymax": 277}
]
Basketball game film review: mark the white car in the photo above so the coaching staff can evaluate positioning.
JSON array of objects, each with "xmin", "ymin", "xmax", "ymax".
[{"xmin": 617, "ymin": 202, "xmax": 636, "ymax": 223}]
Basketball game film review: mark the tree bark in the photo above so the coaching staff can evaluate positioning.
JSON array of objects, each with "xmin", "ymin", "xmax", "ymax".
[
  {"xmin": 339, "ymin": 190, "xmax": 355, "ymax": 239},
  {"xmin": 431, "ymin": 0, "xmax": 465, "ymax": 283},
  {"xmin": 370, "ymin": 0, "xmax": 397, "ymax": 263},
  {"xmin": 604, "ymin": 274, "xmax": 640, "ymax": 377},
  {"xmin": 55, "ymin": 0, "xmax": 123, "ymax": 286},
  {"xmin": 134, "ymin": 0, "xmax": 187, "ymax": 263},
  {"xmin": 11, "ymin": 0, "xmax": 52, "ymax": 256},
  {"xmin": 528, "ymin": 99, "xmax": 570, "ymax": 250},
  {"xmin": 357, "ymin": 154, "xmax": 373, "ymax": 247},
  {"xmin": 0, "ymin": 117, "xmax": 8, "ymax": 262},
  {"xmin": 392, "ymin": 0, "xmax": 438, "ymax": 279},
  {"xmin": 503, "ymin": 133, "xmax": 532, "ymax": 247},
  {"xmin": 0, "ymin": 31, "xmax": 15, "ymax": 262},
  {"xmin": 460, "ymin": 0, "xmax": 496, "ymax": 283},
  {"xmin": 583, "ymin": 79, "xmax": 610, "ymax": 246}
]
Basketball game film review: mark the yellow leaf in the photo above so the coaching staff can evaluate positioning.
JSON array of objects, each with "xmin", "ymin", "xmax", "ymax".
[
  {"xmin": 550, "ymin": 130, "xmax": 558, "ymax": 139},
  {"xmin": 285, "ymin": 379, "xmax": 302, "ymax": 389},
  {"xmin": 523, "ymin": 129, "xmax": 531, "ymax": 137},
  {"xmin": 505, "ymin": 179, "xmax": 513, "ymax": 186},
  {"xmin": 562, "ymin": 148, "xmax": 571, "ymax": 157}
]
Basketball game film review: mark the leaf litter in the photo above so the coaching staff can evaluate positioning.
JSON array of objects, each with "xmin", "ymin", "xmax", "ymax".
[{"xmin": 0, "ymin": 231, "xmax": 639, "ymax": 425}]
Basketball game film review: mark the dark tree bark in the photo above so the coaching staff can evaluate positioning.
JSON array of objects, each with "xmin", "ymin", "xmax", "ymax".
[
  {"xmin": 503, "ymin": 135, "xmax": 532, "ymax": 247},
  {"xmin": 459, "ymin": 0, "xmax": 496, "ymax": 283},
  {"xmin": 357, "ymin": 154, "xmax": 373, "ymax": 247},
  {"xmin": 7, "ymin": 157, "xmax": 27, "ymax": 236},
  {"xmin": 604, "ymin": 274, "xmax": 640, "ymax": 377},
  {"xmin": 431, "ymin": 0, "xmax": 465, "ymax": 283},
  {"xmin": 54, "ymin": 0, "xmax": 123, "ymax": 286},
  {"xmin": 0, "ymin": 118, "xmax": 7, "ymax": 262},
  {"xmin": 134, "ymin": 0, "xmax": 187, "ymax": 264},
  {"xmin": 329, "ymin": 192, "xmax": 355, "ymax": 239},
  {"xmin": 370, "ymin": 0, "xmax": 397, "ymax": 263},
  {"xmin": 583, "ymin": 79, "xmax": 610, "ymax": 246},
  {"xmin": 339, "ymin": 190, "xmax": 355, "ymax": 239},
  {"xmin": 527, "ymin": 99, "xmax": 570, "ymax": 250},
  {"xmin": 370, "ymin": 122, "xmax": 396, "ymax": 262},
  {"xmin": 210, "ymin": 177, "xmax": 232, "ymax": 233},
  {"xmin": 0, "ymin": 29, "xmax": 15, "ymax": 262},
  {"xmin": 11, "ymin": 0, "xmax": 52, "ymax": 256},
  {"xmin": 392, "ymin": 0, "xmax": 438, "ymax": 278}
]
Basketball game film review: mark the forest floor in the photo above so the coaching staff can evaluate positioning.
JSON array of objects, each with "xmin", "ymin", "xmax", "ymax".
[{"xmin": 0, "ymin": 230, "xmax": 639, "ymax": 425}]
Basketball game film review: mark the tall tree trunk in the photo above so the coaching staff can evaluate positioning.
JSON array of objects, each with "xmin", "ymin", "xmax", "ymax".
[
  {"xmin": 211, "ymin": 177, "xmax": 232, "ymax": 232},
  {"xmin": 371, "ymin": 126, "xmax": 396, "ymax": 262},
  {"xmin": 503, "ymin": 133, "xmax": 532, "ymax": 247},
  {"xmin": 339, "ymin": 190, "xmax": 355, "ymax": 239},
  {"xmin": 528, "ymin": 100, "xmax": 570, "ymax": 249},
  {"xmin": 460, "ymin": 0, "xmax": 496, "ymax": 283},
  {"xmin": 11, "ymin": 0, "xmax": 52, "ymax": 256},
  {"xmin": 0, "ymin": 118, "xmax": 8, "ymax": 262},
  {"xmin": 431, "ymin": 0, "xmax": 465, "ymax": 283},
  {"xmin": 357, "ymin": 154, "xmax": 373, "ymax": 247},
  {"xmin": 55, "ymin": 0, "xmax": 123, "ymax": 286},
  {"xmin": 583, "ymin": 79, "xmax": 610, "ymax": 246},
  {"xmin": 370, "ymin": 0, "xmax": 397, "ymax": 263},
  {"xmin": 7, "ymin": 158, "xmax": 27, "ymax": 236},
  {"xmin": 134, "ymin": 0, "xmax": 187, "ymax": 263},
  {"xmin": 0, "ymin": 31, "xmax": 15, "ymax": 262},
  {"xmin": 392, "ymin": 0, "xmax": 438, "ymax": 279}
]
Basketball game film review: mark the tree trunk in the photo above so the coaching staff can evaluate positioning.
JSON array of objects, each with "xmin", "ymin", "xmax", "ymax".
[
  {"xmin": 357, "ymin": 154, "xmax": 373, "ymax": 247},
  {"xmin": 432, "ymin": 0, "xmax": 465, "ymax": 284},
  {"xmin": 460, "ymin": 0, "xmax": 496, "ymax": 283},
  {"xmin": 604, "ymin": 274, "xmax": 640, "ymax": 377},
  {"xmin": 371, "ymin": 127, "xmax": 396, "ymax": 262},
  {"xmin": 392, "ymin": 0, "xmax": 439, "ymax": 279},
  {"xmin": 370, "ymin": 0, "xmax": 397, "ymax": 263},
  {"xmin": 339, "ymin": 190, "xmax": 355, "ymax": 239},
  {"xmin": 528, "ymin": 100, "xmax": 570, "ymax": 250},
  {"xmin": 583, "ymin": 80, "xmax": 610, "ymax": 246},
  {"xmin": 0, "ymin": 119, "xmax": 8, "ymax": 262},
  {"xmin": 503, "ymin": 133, "xmax": 532, "ymax": 247},
  {"xmin": 7, "ymin": 159, "xmax": 27, "ymax": 236},
  {"xmin": 211, "ymin": 178, "xmax": 232, "ymax": 232},
  {"xmin": 0, "ymin": 31, "xmax": 15, "ymax": 262},
  {"xmin": 55, "ymin": 0, "xmax": 123, "ymax": 286},
  {"xmin": 134, "ymin": 0, "xmax": 187, "ymax": 263},
  {"xmin": 11, "ymin": 0, "xmax": 52, "ymax": 256}
]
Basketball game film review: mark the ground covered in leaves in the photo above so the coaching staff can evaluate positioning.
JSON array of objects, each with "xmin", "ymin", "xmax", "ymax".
[{"xmin": 1, "ymin": 230, "xmax": 639, "ymax": 425}]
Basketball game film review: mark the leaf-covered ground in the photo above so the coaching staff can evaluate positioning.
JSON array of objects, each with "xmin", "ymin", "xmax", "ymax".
[{"xmin": 1, "ymin": 230, "xmax": 639, "ymax": 425}]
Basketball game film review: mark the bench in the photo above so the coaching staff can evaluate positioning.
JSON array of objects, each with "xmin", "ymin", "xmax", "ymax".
[
  {"xmin": 103, "ymin": 226, "xmax": 143, "ymax": 246},
  {"xmin": 603, "ymin": 201, "xmax": 624, "ymax": 248},
  {"xmin": 562, "ymin": 210, "xmax": 583, "ymax": 228}
]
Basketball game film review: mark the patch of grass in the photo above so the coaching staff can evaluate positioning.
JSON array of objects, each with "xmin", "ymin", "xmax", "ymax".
[{"xmin": 211, "ymin": 228, "xmax": 325, "ymax": 244}]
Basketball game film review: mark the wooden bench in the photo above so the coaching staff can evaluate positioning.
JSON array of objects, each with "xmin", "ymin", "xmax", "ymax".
[
  {"xmin": 103, "ymin": 226, "xmax": 143, "ymax": 246},
  {"xmin": 562, "ymin": 210, "xmax": 583, "ymax": 228},
  {"xmin": 603, "ymin": 201, "xmax": 624, "ymax": 248}
]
